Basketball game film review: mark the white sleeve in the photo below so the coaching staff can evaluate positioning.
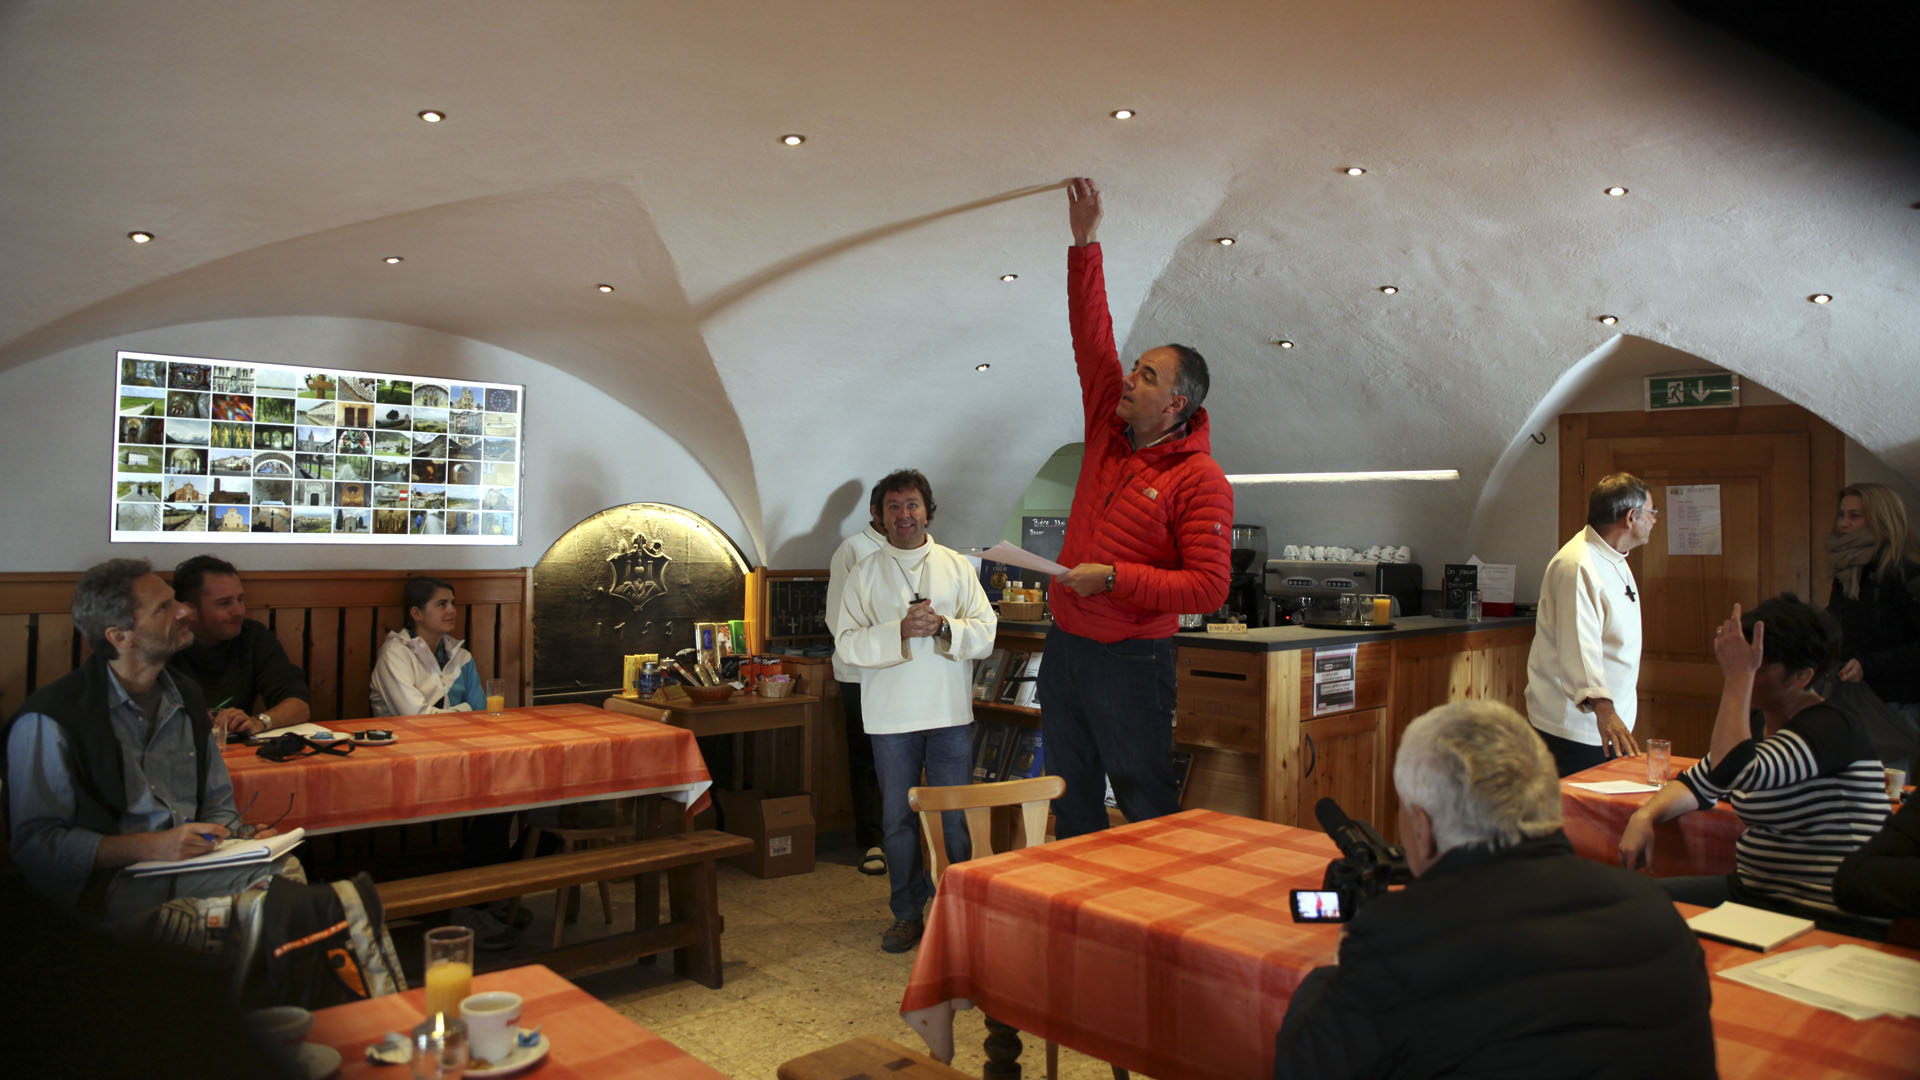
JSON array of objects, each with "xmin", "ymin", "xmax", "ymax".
[
  {"xmin": 935, "ymin": 554, "xmax": 998, "ymax": 663},
  {"xmin": 834, "ymin": 559, "xmax": 911, "ymax": 670},
  {"xmin": 370, "ymin": 638, "xmax": 466, "ymax": 717},
  {"xmin": 1563, "ymin": 562, "xmax": 1615, "ymax": 708}
]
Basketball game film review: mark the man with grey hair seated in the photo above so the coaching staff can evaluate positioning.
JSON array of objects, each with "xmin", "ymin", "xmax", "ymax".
[{"xmin": 1274, "ymin": 701, "xmax": 1715, "ymax": 1078}]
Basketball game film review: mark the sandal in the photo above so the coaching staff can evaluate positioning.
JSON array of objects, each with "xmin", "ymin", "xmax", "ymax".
[{"xmin": 859, "ymin": 847, "xmax": 887, "ymax": 876}]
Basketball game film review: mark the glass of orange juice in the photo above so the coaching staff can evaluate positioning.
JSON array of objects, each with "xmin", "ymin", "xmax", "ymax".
[
  {"xmin": 423, "ymin": 926, "xmax": 474, "ymax": 1020},
  {"xmin": 485, "ymin": 678, "xmax": 506, "ymax": 716}
]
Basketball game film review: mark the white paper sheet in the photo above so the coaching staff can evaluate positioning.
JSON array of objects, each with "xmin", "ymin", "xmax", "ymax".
[
  {"xmin": 1687, "ymin": 902, "xmax": 1815, "ymax": 950},
  {"xmin": 1667, "ymin": 484, "xmax": 1723, "ymax": 556},
  {"xmin": 1567, "ymin": 779, "xmax": 1661, "ymax": 795},
  {"xmin": 972, "ymin": 541, "xmax": 1069, "ymax": 577},
  {"xmin": 1781, "ymin": 944, "xmax": 1920, "ymax": 1018},
  {"xmin": 1715, "ymin": 947, "xmax": 1884, "ymax": 1020}
]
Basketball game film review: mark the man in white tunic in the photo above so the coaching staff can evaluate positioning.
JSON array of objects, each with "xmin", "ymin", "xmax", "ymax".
[
  {"xmin": 1525, "ymin": 473, "xmax": 1658, "ymax": 776},
  {"xmin": 835, "ymin": 469, "xmax": 996, "ymax": 952},
  {"xmin": 826, "ymin": 504, "xmax": 889, "ymax": 877}
]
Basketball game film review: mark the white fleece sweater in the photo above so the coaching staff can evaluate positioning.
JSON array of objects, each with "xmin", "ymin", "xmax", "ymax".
[{"xmin": 833, "ymin": 536, "xmax": 996, "ymax": 735}]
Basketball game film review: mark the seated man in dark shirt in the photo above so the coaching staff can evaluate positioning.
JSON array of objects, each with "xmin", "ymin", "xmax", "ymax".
[
  {"xmin": 1274, "ymin": 700, "xmax": 1716, "ymax": 1079},
  {"xmin": 168, "ymin": 555, "xmax": 310, "ymax": 736}
]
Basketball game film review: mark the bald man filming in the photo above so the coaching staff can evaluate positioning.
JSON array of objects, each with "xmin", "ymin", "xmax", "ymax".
[{"xmin": 1042, "ymin": 178, "xmax": 1234, "ymax": 838}]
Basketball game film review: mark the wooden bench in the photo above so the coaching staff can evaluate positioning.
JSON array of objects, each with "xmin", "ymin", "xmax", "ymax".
[{"xmin": 376, "ymin": 829, "xmax": 753, "ymax": 988}]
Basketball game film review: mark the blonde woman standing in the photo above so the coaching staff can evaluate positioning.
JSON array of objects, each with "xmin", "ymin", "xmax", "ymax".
[{"xmin": 1826, "ymin": 483, "xmax": 1920, "ymax": 733}]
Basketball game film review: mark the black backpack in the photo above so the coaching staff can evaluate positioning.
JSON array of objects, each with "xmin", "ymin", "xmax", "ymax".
[{"xmin": 235, "ymin": 872, "xmax": 407, "ymax": 1009}]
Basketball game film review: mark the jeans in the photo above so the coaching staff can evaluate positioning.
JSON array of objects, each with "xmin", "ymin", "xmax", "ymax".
[
  {"xmin": 871, "ymin": 724, "xmax": 973, "ymax": 920},
  {"xmin": 838, "ymin": 682, "xmax": 884, "ymax": 851},
  {"xmin": 1037, "ymin": 625, "xmax": 1180, "ymax": 839}
]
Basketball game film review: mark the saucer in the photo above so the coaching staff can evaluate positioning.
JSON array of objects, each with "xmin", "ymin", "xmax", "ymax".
[
  {"xmin": 464, "ymin": 1030, "xmax": 551, "ymax": 1078},
  {"xmin": 297, "ymin": 1042, "xmax": 343, "ymax": 1079}
]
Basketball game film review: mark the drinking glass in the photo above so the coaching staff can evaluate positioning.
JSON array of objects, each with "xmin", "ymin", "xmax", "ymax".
[
  {"xmin": 485, "ymin": 677, "xmax": 506, "ymax": 716},
  {"xmin": 1338, "ymin": 593, "xmax": 1359, "ymax": 625},
  {"xmin": 1645, "ymin": 739, "xmax": 1672, "ymax": 786},
  {"xmin": 422, "ymin": 926, "xmax": 474, "ymax": 1021}
]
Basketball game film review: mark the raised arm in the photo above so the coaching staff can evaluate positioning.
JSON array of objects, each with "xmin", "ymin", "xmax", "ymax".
[
  {"xmin": 1709, "ymin": 605, "xmax": 1761, "ymax": 764},
  {"xmin": 1065, "ymin": 179, "xmax": 1121, "ymax": 435},
  {"xmin": 1068, "ymin": 176, "xmax": 1102, "ymax": 247}
]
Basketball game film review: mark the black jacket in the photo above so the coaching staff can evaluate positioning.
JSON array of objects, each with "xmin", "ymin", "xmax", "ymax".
[
  {"xmin": 1828, "ymin": 558, "xmax": 1920, "ymax": 704},
  {"xmin": 1835, "ymin": 798, "xmax": 1920, "ymax": 918},
  {"xmin": 166, "ymin": 617, "xmax": 310, "ymax": 715},
  {"xmin": 1274, "ymin": 832, "xmax": 1717, "ymax": 1079}
]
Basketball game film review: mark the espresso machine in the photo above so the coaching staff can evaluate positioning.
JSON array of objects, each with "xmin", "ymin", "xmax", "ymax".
[
  {"xmin": 1217, "ymin": 524, "xmax": 1270, "ymax": 626},
  {"xmin": 1265, "ymin": 558, "xmax": 1423, "ymax": 626}
]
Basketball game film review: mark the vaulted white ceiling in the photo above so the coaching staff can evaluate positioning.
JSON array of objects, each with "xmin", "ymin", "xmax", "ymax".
[{"xmin": 3, "ymin": 0, "xmax": 1915, "ymax": 562}]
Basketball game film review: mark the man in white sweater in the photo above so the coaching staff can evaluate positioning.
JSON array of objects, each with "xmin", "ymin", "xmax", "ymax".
[
  {"xmin": 1525, "ymin": 473, "xmax": 1657, "ymax": 776},
  {"xmin": 826, "ymin": 507, "xmax": 888, "ymax": 877},
  {"xmin": 834, "ymin": 469, "xmax": 997, "ymax": 952}
]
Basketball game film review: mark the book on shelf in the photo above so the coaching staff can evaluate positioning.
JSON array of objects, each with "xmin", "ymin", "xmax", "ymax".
[
  {"xmin": 1012, "ymin": 652, "xmax": 1043, "ymax": 708},
  {"xmin": 995, "ymin": 650, "xmax": 1031, "ymax": 705},
  {"xmin": 972, "ymin": 648, "xmax": 1010, "ymax": 703},
  {"xmin": 971, "ymin": 720, "xmax": 1019, "ymax": 783},
  {"xmin": 128, "ymin": 827, "xmax": 307, "ymax": 877},
  {"xmin": 1004, "ymin": 729, "xmax": 1045, "ymax": 779}
]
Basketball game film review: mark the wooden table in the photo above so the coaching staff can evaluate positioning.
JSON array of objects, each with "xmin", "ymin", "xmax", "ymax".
[
  {"xmin": 1561, "ymin": 754, "xmax": 1744, "ymax": 876},
  {"xmin": 900, "ymin": 809, "xmax": 1920, "ymax": 1080},
  {"xmin": 311, "ymin": 963, "xmax": 727, "ymax": 1078},
  {"xmin": 224, "ymin": 703, "xmax": 713, "ymax": 834},
  {"xmin": 603, "ymin": 692, "xmax": 816, "ymax": 802}
]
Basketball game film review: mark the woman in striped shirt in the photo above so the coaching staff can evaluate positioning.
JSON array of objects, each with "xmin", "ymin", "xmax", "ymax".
[{"xmin": 1618, "ymin": 594, "xmax": 1891, "ymax": 921}]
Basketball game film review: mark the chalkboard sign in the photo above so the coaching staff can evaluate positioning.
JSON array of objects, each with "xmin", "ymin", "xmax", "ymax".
[
  {"xmin": 1443, "ymin": 564, "xmax": 1478, "ymax": 612},
  {"xmin": 1022, "ymin": 515, "xmax": 1069, "ymax": 567}
]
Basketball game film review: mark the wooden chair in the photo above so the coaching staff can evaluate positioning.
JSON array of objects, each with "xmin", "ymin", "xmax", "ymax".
[
  {"xmin": 779, "ymin": 1034, "xmax": 971, "ymax": 1080},
  {"xmin": 508, "ymin": 798, "xmax": 638, "ymax": 948},
  {"xmin": 906, "ymin": 775, "xmax": 1127, "ymax": 1080}
]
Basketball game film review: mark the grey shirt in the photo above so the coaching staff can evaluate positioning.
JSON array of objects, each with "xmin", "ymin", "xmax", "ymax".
[{"xmin": 6, "ymin": 668, "xmax": 258, "ymax": 918}]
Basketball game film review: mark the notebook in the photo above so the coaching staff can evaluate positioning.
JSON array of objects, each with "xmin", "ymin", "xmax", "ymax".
[
  {"xmin": 1687, "ymin": 901, "xmax": 1815, "ymax": 951},
  {"xmin": 128, "ymin": 827, "xmax": 307, "ymax": 877}
]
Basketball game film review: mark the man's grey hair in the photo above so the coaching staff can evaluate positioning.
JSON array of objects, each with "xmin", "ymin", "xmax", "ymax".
[
  {"xmin": 1587, "ymin": 472, "xmax": 1649, "ymax": 529},
  {"xmin": 1165, "ymin": 343, "xmax": 1210, "ymax": 425},
  {"xmin": 73, "ymin": 557, "xmax": 153, "ymax": 661},
  {"xmin": 1392, "ymin": 700, "xmax": 1563, "ymax": 853}
]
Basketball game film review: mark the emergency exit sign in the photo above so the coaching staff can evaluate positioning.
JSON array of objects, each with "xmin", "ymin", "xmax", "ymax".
[{"xmin": 1645, "ymin": 372, "xmax": 1740, "ymax": 411}]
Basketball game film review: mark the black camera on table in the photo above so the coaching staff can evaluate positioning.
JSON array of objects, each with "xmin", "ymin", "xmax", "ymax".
[{"xmin": 1290, "ymin": 797, "xmax": 1412, "ymax": 923}]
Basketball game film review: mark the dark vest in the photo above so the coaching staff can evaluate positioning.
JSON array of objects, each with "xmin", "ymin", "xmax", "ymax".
[{"xmin": 4, "ymin": 652, "xmax": 212, "ymax": 917}]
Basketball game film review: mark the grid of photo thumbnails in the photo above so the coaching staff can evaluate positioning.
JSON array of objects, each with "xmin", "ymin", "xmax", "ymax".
[{"xmin": 112, "ymin": 352, "xmax": 522, "ymax": 542}]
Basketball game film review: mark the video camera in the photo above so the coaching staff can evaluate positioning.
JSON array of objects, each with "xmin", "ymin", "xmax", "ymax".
[{"xmin": 1289, "ymin": 796, "xmax": 1412, "ymax": 923}]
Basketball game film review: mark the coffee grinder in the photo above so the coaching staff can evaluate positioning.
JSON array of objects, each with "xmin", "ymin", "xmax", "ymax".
[{"xmin": 1220, "ymin": 524, "xmax": 1269, "ymax": 626}]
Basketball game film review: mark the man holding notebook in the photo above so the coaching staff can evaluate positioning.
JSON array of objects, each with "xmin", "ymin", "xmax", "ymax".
[{"xmin": 3, "ymin": 558, "xmax": 300, "ymax": 951}]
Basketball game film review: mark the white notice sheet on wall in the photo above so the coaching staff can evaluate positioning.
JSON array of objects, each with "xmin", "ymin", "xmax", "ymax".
[
  {"xmin": 1313, "ymin": 644, "xmax": 1358, "ymax": 717},
  {"xmin": 1667, "ymin": 484, "xmax": 1722, "ymax": 556}
]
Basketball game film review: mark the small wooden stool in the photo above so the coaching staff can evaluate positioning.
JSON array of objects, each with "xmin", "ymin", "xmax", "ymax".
[{"xmin": 778, "ymin": 1035, "xmax": 972, "ymax": 1080}]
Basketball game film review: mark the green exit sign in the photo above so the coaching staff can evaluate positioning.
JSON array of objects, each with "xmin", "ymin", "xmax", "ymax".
[{"xmin": 1646, "ymin": 372, "xmax": 1740, "ymax": 411}]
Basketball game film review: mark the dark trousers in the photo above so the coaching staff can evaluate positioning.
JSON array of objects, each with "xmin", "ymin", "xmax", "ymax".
[
  {"xmin": 1538, "ymin": 727, "xmax": 1610, "ymax": 777},
  {"xmin": 839, "ymin": 681, "xmax": 884, "ymax": 851},
  {"xmin": 1038, "ymin": 625, "xmax": 1180, "ymax": 839}
]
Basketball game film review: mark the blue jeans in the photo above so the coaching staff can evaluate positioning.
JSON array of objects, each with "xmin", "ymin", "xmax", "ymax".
[
  {"xmin": 1037, "ymin": 625, "xmax": 1180, "ymax": 839},
  {"xmin": 871, "ymin": 725, "xmax": 973, "ymax": 920}
]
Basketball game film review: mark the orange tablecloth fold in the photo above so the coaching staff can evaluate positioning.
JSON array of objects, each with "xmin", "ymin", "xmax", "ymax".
[
  {"xmin": 311, "ymin": 963, "xmax": 728, "ymax": 1079},
  {"xmin": 225, "ymin": 704, "xmax": 711, "ymax": 834},
  {"xmin": 901, "ymin": 809, "xmax": 1341, "ymax": 1080},
  {"xmin": 1561, "ymin": 754, "xmax": 1743, "ymax": 877}
]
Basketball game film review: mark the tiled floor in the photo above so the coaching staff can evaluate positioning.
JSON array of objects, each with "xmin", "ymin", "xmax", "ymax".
[{"xmin": 472, "ymin": 840, "xmax": 1126, "ymax": 1079}]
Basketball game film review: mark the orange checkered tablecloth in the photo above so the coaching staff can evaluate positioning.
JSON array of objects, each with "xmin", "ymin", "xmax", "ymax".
[
  {"xmin": 1683, "ymin": 905, "xmax": 1920, "ymax": 1079},
  {"xmin": 224, "ymin": 704, "xmax": 712, "ymax": 834},
  {"xmin": 312, "ymin": 963, "xmax": 728, "ymax": 1079},
  {"xmin": 900, "ymin": 809, "xmax": 1341, "ymax": 1080},
  {"xmin": 1561, "ymin": 754, "xmax": 1743, "ymax": 877}
]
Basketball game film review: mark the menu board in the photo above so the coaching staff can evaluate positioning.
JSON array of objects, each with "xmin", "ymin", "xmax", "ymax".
[{"xmin": 110, "ymin": 350, "xmax": 522, "ymax": 544}]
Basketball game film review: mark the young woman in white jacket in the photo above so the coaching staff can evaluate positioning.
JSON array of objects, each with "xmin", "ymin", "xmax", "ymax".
[{"xmin": 371, "ymin": 576, "xmax": 486, "ymax": 716}]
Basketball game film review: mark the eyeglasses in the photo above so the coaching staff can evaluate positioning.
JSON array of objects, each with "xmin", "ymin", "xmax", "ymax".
[
  {"xmin": 231, "ymin": 790, "xmax": 296, "ymax": 840},
  {"xmin": 1637, "ymin": 505, "xmax": 1659, "ymax": 518}
]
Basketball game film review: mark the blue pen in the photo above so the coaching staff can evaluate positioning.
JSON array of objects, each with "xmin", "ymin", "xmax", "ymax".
[{"xmin": 199, "ymin": 832, "xmax": 221, "ymax": 844}]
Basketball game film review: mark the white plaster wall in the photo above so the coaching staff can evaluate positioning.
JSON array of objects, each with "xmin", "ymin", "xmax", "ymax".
[{"xmin": 0, "ymin": 317, "xmax": 755, "ymax": 572}]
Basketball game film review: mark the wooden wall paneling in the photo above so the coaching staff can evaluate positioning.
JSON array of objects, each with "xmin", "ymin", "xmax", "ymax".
[
  {"xmin": 306, "ymin": 607, "xmax": 341, "ymax": 724},
  {"xmin": 35, "ymin": 614, "xmax": 77, "ymax": 688},
  {"xmin": 1175, "ymin": 647, "xmax": 1267, "ymax": 754},
  {"xmin": 1294, "ymin": 641, "xmax": 1391, "ymax": 717},
  {"xmin": 0, "ymin": 614, "xmax": 31, "ymax": 709},
  {"xmin": 467, "ymin": 602, "xmax": 500, "ymax": 682},
  {"xmin": 339, "ymin": 606, "xmax": 375, "ymax": 721},
  {"xmin": 506, "ymin": 573, "xmax": 531, "ymax": 704},
  {"xmin": 1809, "ymin": 415, "xmax": 1845, "ymax": 605},
  {"xmin": 1181, "ymin": 745, "xmax": 1262, "ymax": 819},
  {"xmin": 268, "ymin": 608, "xmax": 306, "ymax": 696},
  {"xmin": 1262, "ymin": 650, "xmax": 1303, "ymax": 823}
]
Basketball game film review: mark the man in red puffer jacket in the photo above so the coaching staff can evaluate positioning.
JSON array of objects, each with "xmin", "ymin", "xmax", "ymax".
[{"xmin": 1041, "ymin": 177, "xmax": 1234, "ymax": 839}]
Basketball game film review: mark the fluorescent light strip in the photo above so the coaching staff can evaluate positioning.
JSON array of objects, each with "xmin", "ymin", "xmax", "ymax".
[{"xmin": 1226, "ymin": 469, "xmax": 1459, "ymax": 484}]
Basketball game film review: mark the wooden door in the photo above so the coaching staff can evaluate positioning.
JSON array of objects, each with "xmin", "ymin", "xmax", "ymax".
[
  {"xmin": 1559, "ymin": 406, "xmax": 1843, "ymax": 756},
  {"xmin": 1296, "ymin": 708, "xmax": 1383, "ymax": 827}
]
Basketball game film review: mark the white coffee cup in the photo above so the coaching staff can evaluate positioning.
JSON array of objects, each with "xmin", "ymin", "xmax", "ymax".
[
  {"xmin": 460, "ymin": 990, "xmax": 523, "ymax": 1064},
  {"xmin": 1887, "ymin": 768, "xmax": 1909, "ymax": 803}
]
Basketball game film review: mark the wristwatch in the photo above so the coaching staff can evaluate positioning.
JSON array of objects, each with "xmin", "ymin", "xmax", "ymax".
[
  {"xmin": 1105, "ymin": 570, "xmax": 1116, "ymax": 593},
  {"xmin": 257, "ymin": 712, "xmax": 274, "ymax": 732}
]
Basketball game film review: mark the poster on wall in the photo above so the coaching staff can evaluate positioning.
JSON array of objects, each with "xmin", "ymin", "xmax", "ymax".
[{"xmin": 110, "ymin": 350, "xmax": 523, "ymax": 544}]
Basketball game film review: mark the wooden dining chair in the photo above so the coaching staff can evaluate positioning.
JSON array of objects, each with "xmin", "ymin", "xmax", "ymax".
[
  {"xmin": 906, "ymin": 774, "xmax": 1128, "ymax": 1080},
  {"xmin": 508, "ymin": 798, "xmax": 637, "ymax": 947}
]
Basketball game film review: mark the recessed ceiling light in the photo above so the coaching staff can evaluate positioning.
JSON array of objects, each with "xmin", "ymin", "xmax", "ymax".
[
  {"xmin": 975, "ymin": 363, "xmax": 991, "ymax": 372},
  {"xmin": 1110, "ymin": 109, "xmax": 1134, "ymax": 120},
  {"xmin": 596, "ymin": 283, "xmax": 615, "ymax": 294},
  {"xmin": 1810, "ymin": 293, "xmax": 1832, "ymax": 303},
  {"xmin": 1274, "ymin": 339, "xmax": 1295, "ymax": 349},
  {"xmin": 1000, "ymin": 273, "xmax": 1018, "ymax": 282},
  {"xmin": 1597, "ymin": 314, "xmax": 1618, "ymax": 325},
  {"xmin": 1344, "ymin": 167, "xmax": 1366, "ymax": 176},
  {"xmin": 127, "ymin": 231, "xmax": 153, "ymax": 244},
  {"xmin": 1214, "ymin": 237, "xmax": 1235, "ymax": 246},
  {"xmin": 383, "ymin": 256, "xmax": 403, "ymax": 265},
  {"xmin": 780, "ymin": 133, "xmax": 805, "ymax": 146},
  {"xmin": 418, "ymin": 110, "xmax": 445, "ymax": 123},
  {"xmin": 1378, "ymin": 285, "xmax": 1398, "ymax": 295},
  {"xmin": 1604, "ymin": 186, "xmax": 1628, "ymax": 197}
]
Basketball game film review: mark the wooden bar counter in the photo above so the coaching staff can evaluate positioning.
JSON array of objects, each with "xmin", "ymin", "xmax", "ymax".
[{"xmin": 1172, "ymin": 616, "xmax": 1534, "ymax": 836}]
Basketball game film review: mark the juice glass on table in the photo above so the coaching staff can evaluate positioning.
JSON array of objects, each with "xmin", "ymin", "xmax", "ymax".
[
  {"xmin": 485, "ymin": 677, "xmax": 506, "ymax": 715},
  {"xmin": 423, "ymin": 926, "xmax": 474, "ymax": 1020}
]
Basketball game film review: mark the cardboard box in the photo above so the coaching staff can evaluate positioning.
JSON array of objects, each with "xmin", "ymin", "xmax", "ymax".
[{"xmin": 715, "ymin": 789, "xmax": 815, "ymax": 878}]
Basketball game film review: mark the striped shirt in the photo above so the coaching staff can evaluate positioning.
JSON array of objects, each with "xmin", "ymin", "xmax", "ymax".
[{"xmin": 1678, "ymin": 703, "xmax": 1891, "ymax": 913}]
